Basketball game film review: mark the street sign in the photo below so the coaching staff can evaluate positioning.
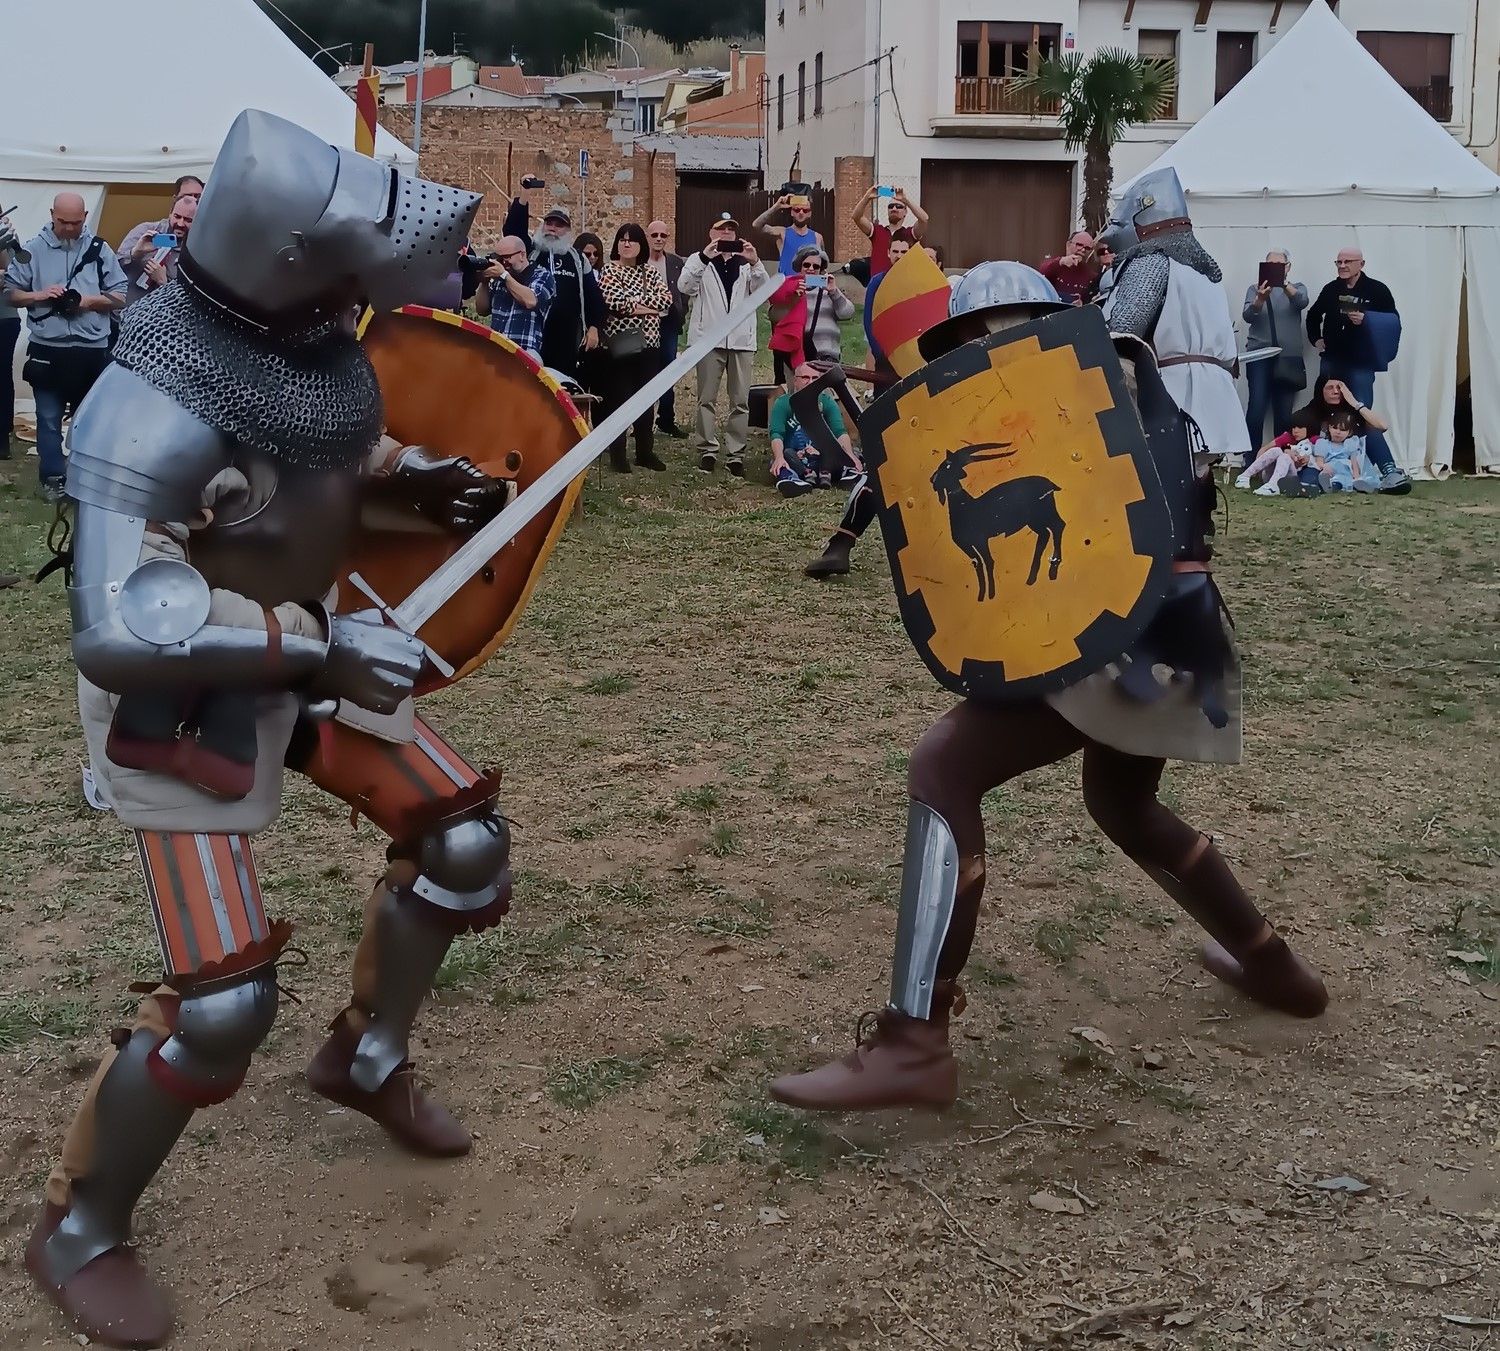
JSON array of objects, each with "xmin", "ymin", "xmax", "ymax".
[{"xmin": 579, "ymin": 149, "xmax": 590, "ymax": 179}]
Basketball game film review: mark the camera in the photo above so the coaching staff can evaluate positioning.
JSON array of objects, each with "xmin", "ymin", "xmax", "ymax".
[{"xmin": 38, "ymin": 287, "xmax": 83, "ymax": 319}]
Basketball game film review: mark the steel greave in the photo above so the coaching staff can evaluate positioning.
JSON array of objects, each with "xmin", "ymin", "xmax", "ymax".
[
  {"xmin": 349, "ymin": 885, "xmax": 454, "ymax": 1094},
  {"xmin": 41, "ymin": 1030, "xmax": 195, "ymax": 1286},
  {"xmin": 888, "ymin": 800, "xmax": 961, "ymax": 1019}
]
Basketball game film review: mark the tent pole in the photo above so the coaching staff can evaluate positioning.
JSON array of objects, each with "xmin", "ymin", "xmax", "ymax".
[{"xmin": 413, "ymin": 0, "xmax": 429, "ymax": 160}]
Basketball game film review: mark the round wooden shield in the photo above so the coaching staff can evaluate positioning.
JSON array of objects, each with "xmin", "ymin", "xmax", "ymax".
[{"xmin": 347, "ymin": 306, "xmax": 588, "ymax": 692}]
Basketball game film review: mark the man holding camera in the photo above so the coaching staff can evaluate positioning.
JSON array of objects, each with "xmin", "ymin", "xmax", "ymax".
[
  {"xmin": 474, "ymin": 233, "xmax": 556, "ymax": 365},
  {"xmin": 678, "ymin": 215, "xmax": 769, "ymax": 475},
  {"xmin": 502, "ymin": 178, "xmax": 603, "ymax": 381},
  {"xmin": 119, "ymin": 193, "xmax": 198, "ymax": 308},
  {"xmin": 3, "ymin": 193, "xmax": 126, "ymax": 501}
]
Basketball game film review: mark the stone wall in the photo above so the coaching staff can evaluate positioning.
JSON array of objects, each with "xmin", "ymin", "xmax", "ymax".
[
  {"xmin": 832, "ymin": 154, "xmax": 874, "ymax": 263},
  {"xmin": 380, "ymin": 105, "xmax": 677, "ymax": 245}
]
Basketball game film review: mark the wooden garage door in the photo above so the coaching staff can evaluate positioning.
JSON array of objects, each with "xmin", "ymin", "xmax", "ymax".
[{"xmin": 920, "ymin": 159, "xmax": 1074, "ymax": 272}]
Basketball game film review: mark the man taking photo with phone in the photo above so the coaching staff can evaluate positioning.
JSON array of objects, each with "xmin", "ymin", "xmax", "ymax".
[
  {"xmin": 678, "ymin": 214, "xmax": 769, "ymax": 475},
  {"xmin": 474, "ymin": 233, "xmax": 556, "ymax": 365},
  {"xmin": 119, "ymin": 193, "xmax": 197, "ymax": 308},
  {"xmin": 851, "ymin": 184, "xmax": 928, "ymax": 276}
]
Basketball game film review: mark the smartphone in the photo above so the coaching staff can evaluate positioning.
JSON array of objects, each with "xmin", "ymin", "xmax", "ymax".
[
  {"xmin": 716, "ymin": 239, "xmax": 745, "ymax": 254},
  {"xmin": 875, "ymin": 185, "xmax": 895, "ymax": 199},
  {"xmin": 1337, "ymin": 293, "xmax": 1361, "ymax": 310},
  {"xmin": 520, "ymin": 175, "xmax": 546, "ymax": 189},
  {"xmin": 804, "ymin": 274, "xmax": 828, "ymax": 290},
  {"xmin": 1258, "ymin": 261, "xmax": 1286, "ymax": 288},
  {"xmin": 151, "ymin": 233, "xmax": 178, "ymax": 250}
]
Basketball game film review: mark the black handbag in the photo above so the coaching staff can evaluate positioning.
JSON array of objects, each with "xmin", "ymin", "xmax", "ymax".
[{"xmin": 606, "ymin": 327, "xmax": 647, "ymax": 358}]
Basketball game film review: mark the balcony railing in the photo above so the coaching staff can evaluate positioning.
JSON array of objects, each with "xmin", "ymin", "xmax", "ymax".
[{"xmin": 954, "ymin": 76, "xmax": 1061, "ymax": 116}]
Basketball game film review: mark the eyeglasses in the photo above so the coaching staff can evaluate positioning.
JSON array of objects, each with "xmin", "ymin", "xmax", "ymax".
[{"xmin": 800, "ymin": 262, "xmax": 824, "ymax": 272}]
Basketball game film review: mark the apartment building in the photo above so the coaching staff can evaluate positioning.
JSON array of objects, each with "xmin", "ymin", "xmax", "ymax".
[{"xmin": 765, "ymin": 0, "xmax": 1500, "ymax": 266}]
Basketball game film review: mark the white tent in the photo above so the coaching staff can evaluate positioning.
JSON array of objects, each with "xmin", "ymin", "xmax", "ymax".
[
  {"xmin": 1119, "ymin": 0, "xmax": 1500, "ymax": 476},
  {"xmin": 2, "ymin": 0, "xmax": 415, "ymax": 426},
  {"xmin": 1, "ymin": 0, "xmax": 414, "ymax": 239}
]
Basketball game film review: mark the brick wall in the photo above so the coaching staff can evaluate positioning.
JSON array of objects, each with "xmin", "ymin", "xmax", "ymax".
[
  {"xmin": 833, "ymin": 155, "xmax": 874, "ymax": 263},
  {"xmin": 379, "ymin": 105, "xmax": 676, "ymax": 245}
]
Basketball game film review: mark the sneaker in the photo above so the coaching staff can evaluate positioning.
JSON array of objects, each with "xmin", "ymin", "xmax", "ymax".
[
  {"xmin": 727, "ymin": 460, "xmax": 745, "ymax": 479},
  {"xmin": 1378, "ymin": 467, "xmax": 1412, "ymax": 496},
  {"xmin": 777, "ymin": 476, "xmax": 814, "ymax": 499},
  {"xmin": 38, "ymin": 477, "xmax": 65, "ymax": 504},
  {"xmin": 1234, "ymin": 474, "xmax": 1252, "ymax": 490},
  {"xmin": 1304, "ymin": 480, "xmax": 1325, "ymax": 498},
  {"xmin": 817, "ymin": 472, "xmax": 832, "ymax": 489},
  {"xmin": 698, "ymin": 451, "xmax": 717, "ymax": 473},
  {"xmin": 658, "ymin": 422, "xmax": 686, "ymax": 439},
  {"xmin": 1330, "ymin": 481, "xmax": 1347, "ymax": 492},
  {"xmin": 1353, "ymin": 479, "xmax": 1378, "ymax": 494},
  {"xmin": 1254, "ymin": 483, "xmax": 1280, "ymax": 497}
]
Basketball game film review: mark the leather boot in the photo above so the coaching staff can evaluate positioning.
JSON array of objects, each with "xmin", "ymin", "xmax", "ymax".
[
  {"xmin": 608, "ymin": 443, "xmax": 631, "ymax": 473},
  {"xmin": 804, "ymin": 533, "xmax": 854, "ymax": 579},
  {"xmin": 26, "ymin": 1203, "xmax": 172, "ymax": 1349},
  {"xmin": 1200, "ymin": 934, "xmax": 1329, "ymax": 1017},
  {"xmin": 307, "ymin": 1010, "xmax": 471, "ymax": 1157},
  {"xmin": 769, "ymin": 982, "xmax": 962, "ymax": 1112}
]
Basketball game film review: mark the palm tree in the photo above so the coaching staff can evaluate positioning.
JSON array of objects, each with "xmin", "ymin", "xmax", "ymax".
[{"xmin": 1015, "ymin": 49, "xmax": 1176, "ymax": 235}]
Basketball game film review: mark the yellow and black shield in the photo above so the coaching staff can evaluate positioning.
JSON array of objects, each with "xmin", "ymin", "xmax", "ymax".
[{"xmin": 862, "ymin": 305, "xmax": 1174, "ymax": 701}]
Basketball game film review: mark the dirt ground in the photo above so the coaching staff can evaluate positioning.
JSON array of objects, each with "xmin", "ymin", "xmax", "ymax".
[{"xmin": 0, "ymin": 414, "xmax": 1496, "ymax": 1351}]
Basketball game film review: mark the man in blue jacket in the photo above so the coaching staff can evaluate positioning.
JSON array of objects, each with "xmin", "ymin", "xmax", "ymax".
[{"xmin": 1306, "ymin": 247, "xmax": 1409, "ymax": 493}]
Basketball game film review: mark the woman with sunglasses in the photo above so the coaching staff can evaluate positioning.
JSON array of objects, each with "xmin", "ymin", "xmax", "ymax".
[
  {"xmin": 597, "ymin": 222, "xmax": 673, "ymax": 472},
  {"xmin": 768, "ymin": 245, "xmax": 855, "ymax": 387},
  {"xmin": 573, "ymin": 233, "xmax": 606, "ymax": 394}
]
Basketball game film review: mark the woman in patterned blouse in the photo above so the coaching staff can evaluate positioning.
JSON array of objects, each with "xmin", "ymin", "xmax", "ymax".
[{"xmin": 598, "ymin": 222, "xmax": 674, "ymax": 472}]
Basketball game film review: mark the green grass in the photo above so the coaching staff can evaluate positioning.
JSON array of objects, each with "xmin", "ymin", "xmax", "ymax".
[
  {"xmin": 725, "ymin": 1098, "xmax": 831, "ymax": 1177},
  {"xmin": 582, "ymin": 672, "xmax": 636, "ymax": 695},
  {"xmin": 676, "ymin": 785, "xmax": 721, "ymax": 814},
  {"xmin": 547, "ymin": 1054, "xmax": 656, "ymax": 1110},
  {"xmin": 0, "ymin": 995, "xmax": 94, "ymax": 1050}
]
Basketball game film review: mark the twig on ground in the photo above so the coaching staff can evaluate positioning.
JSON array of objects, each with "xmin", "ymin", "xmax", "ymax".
[
  {"xmin": 1156, "ymin": 962, "xmax": 1184, "ymax": 995},
  {"xmin": 1064, "ymin": 1181, "xmax": 1098, "ymax": 1211},
  {"xmin": 912, "ymin": 1178, "xmax": 1027, "ymax": 1279},
  {"xmin": 881, "ymin": 1284, "xmax": 952, "ymax": 1347},
  {"xmin": 1421, "ymin": 814, "xmax": 1440, "ymax": 840},
  {"xmin": 1053, "ymin": 1298, "xmax": 1181, "ymax": 1338},
  {"xmin": 215, "ymin": 1273, "xmax": 277, "ymax": 1309},
  {"xmin": 21, "ymin": 1054, "xmax": 41, "ymax": 1074},
  {"xmin": 960, "ymin": 1118, "xmax": 1086, "ymax": 1148}
]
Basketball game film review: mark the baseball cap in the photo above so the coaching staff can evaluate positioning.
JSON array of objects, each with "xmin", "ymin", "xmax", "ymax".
[
  {"xmin": 543, "ymin": 206, "xmax": 572, "ymax": 225},
  {"xmin": 714, "ymin": 212, "xmax": 739, "ymax": 230}
]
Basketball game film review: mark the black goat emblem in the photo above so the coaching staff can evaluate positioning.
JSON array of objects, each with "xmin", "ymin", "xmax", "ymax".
[{"xmin": 930, "ymin": 442, "xmax": 1065, "ymax": 600}]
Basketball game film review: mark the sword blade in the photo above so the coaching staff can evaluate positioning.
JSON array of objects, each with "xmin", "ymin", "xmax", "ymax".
[{"xmin": 392, "ymin": 274, "xmax": 783, "ymax": 634}]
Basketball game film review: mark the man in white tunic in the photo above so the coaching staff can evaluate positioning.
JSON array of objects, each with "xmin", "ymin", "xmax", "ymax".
[{"xmin": 1099, "ymin": 168, "xmax": 1251, "ymax": 464}]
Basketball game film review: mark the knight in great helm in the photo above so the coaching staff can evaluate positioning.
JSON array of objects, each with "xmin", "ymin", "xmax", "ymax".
[
  {"xmin": 25, "ymin": 110, "xmax": 516, "ymax": 1347},
  {"xmin": 1097, "ymin": 165, "xmax": 1252, "ymax": 464},
  {"xmin": 768, "ymin": 259, "xmax": 1328, "ymax": 1115}
]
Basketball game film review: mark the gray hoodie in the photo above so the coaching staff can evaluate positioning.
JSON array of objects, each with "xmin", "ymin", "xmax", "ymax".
[{"xmin": 3, "ymin": 225, "xmax": 127, "ymax": 346}]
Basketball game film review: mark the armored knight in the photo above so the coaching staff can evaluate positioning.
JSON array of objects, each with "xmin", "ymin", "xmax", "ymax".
[
  {"xmin": 769, "ymin": 263, "xmax": 1329, "ymax": 1114},
  {"xmin": 25, "ymin": 111, "xmax": 513, "ymax": 1347},
  {"xmin": 1096, "ymin": 166, "xmax": 1252, "ymax": 464}
]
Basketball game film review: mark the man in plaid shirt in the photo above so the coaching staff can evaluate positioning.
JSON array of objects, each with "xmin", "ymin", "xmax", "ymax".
[{"xmin": 475, "ymin": 234, "xmax": 556, "ymax": 361}]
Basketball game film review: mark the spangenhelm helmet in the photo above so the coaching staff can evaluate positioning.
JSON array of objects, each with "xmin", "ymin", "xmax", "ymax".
[
  {"xmin": 181, "ymin": 109, "xmax": 481, "ymax": 327},
  {"xmin": 918, "ymin": 261, "xmax": 1070, "ymax": 361},
  {"xmin": 1096, "ymin": 166, "xmax": 1189, "ymax": 257}
]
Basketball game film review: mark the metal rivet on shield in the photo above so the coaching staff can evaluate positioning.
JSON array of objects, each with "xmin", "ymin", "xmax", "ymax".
[{"xmin": 1071, "ymin": 451, "xmax": 1082, "ymax": 462}]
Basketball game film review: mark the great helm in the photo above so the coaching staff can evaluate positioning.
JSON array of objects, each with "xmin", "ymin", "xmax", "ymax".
[
  {"xmin": 182, "ymin": 109, "xmax": 481, "ymax": 326},
  {"xmin": 918, "ymin": 261, "xmax": 1070, "ymax": 362},
  {"xmin": 1096, "ymin": 166, "xmax": 1189, "ymax": 257}
]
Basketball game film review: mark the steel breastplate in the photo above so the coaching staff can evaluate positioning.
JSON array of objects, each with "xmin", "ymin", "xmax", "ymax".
[{"xmin": 188, "ymin": 448, "xmax": 362, "ymax": 607}]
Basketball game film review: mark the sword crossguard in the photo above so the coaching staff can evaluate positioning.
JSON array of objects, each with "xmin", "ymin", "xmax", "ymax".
[{"xmin": 345, "ymin": 571, "xmax": 457, "ymax": 679}]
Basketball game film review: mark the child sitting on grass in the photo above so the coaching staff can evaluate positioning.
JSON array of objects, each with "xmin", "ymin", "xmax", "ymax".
[
  {"xmin": 1317, "ymin": 409, "xmax": 1383, "ymax": 493},
  {"xmin": 1237, "ymin": 418, "xmax": 1315, "ymax": 496}
]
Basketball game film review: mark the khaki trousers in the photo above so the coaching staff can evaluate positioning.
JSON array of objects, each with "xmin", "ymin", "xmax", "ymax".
[{"xmin": 693, "ymin": 348, "xmax": 753, "ymax": 463}]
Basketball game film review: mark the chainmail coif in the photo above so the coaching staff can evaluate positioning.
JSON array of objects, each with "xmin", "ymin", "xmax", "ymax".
[
  {"xmin": 112, "ymin": 281, "xmax": 382, "ymax": 470},
  {"xmin": 1105, "ymin": 232, "xmax": 1225, "ymax": 341}
]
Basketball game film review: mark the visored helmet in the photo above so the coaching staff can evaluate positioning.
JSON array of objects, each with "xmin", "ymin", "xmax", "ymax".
[
  {"xmin": 1097, "ymin": 166, "xmax": 1189, "ymax": 256},
  {"xmin": 919, "ymin": 261, "xmax": 1070, "ymax": 362},
  {"xmin": 183, "ymin": 109, "xmax": 480, "ymax": 326}
]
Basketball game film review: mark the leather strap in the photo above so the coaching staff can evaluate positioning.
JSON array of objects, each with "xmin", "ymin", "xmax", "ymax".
[
  {"xmin": 263, "ymin": 609, "xmax": 283, "ymax": 677},
  {"xmin": 1171, "ymin": 560, "xmax": 1211, "ymax": 574},
  {"xmin": 1159, "ymin": 353, "xmax": 1236, "ymax": 374},
  {"xmin": 1137, "ymin": 216, "xmax": 1192, "ymax": 241}
]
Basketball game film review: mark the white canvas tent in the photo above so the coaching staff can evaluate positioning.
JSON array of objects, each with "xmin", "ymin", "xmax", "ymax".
[
  {"xmin": 2, "ymin": 0, "xmax": 415, "ymax": 423},
  {"xmin": 1118, "ymin": 0, "xmax": 1500, "ymax": 476}
]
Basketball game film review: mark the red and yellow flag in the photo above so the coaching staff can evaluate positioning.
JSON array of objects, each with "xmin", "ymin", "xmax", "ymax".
[
  {"xmin": 870, "ymin": 247, "xmax": 952, "ymax": 379},
  {"xmin": 355, "ymin": 73, "xmax": 380, "ymax": 157}
]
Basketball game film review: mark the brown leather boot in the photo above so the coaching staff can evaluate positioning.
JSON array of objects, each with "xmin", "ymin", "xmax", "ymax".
[
  {"xmin": 804, "ymin": 533, "xmax": 854, "ymax": 579},
  {"xmin": 1200, "ymin": 935, "xmax": 1329, "ymax": 1018},
  {"xmin": 307, "ymin": 1012, "xmax": 471, "ymax": 1157},
  {"xmin": 769, "ymin": 983, "xmax": 962, "ymax": 1112},
  {"xmin": 26, "ymin": 1202, "xmax": 172, "ymax": 1349}
]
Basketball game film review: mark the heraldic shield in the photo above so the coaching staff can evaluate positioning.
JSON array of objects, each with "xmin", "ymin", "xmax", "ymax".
[{"xmin": 861, "ymin": 304, "xmax": 1176, "ymax": 702}]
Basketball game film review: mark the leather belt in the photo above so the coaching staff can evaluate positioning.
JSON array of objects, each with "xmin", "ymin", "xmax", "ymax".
[
  {"xmin": 1172, "ymin": 560, "xmax": 1211, "ymax": 574},
  {"xmin": 1159, "ymin": 353, "xmax": 1239, "ymax": 376}
]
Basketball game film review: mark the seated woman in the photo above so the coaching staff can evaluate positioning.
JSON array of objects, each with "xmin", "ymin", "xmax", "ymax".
[{"xmin": 1305, "ymin": 376, "xmax": 1405, "ymax": 493}]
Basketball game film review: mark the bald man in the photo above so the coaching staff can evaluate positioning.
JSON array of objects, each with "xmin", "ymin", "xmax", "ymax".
[
  {"xmin": 473, "ymin": 233, "xmax": 556, "ymax": 363},
  {"xmin": 3, "ymin": 192, "xmax": 126, "ymax": 500},
  {"xmin": 646, "ymin": 220, "xmax": 687, "ymax": 436}
]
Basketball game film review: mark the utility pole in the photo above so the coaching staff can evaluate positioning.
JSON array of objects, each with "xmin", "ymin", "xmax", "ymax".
[
  {"xmin": 871, "ymin": 0, "xmax": 883, "ymax": 183},
  {"xmin": 413, "ymin": 0, "xmax": 429, "ymax": 158}
]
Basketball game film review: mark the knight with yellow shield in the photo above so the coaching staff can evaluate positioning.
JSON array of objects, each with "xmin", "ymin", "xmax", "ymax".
[{"xmin": 770, "ymin": 260, "xmax": 1330, "ymax": 1114}]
